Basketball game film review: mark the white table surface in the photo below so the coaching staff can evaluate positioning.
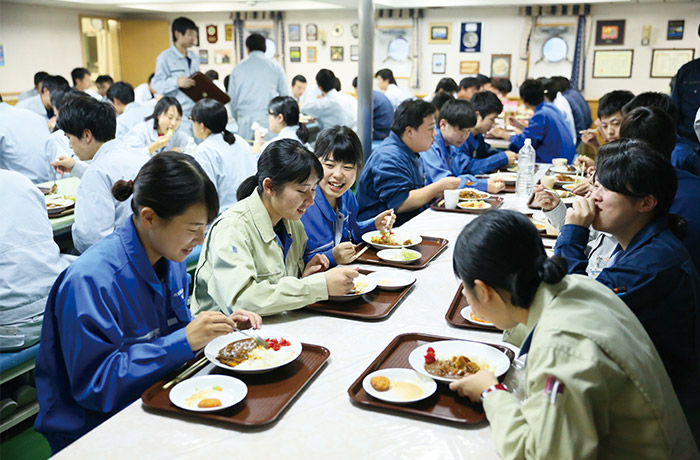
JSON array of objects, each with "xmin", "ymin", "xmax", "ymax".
[{"xmin": 55, "ymin": 190, "xmax": 551, "ymax": 460}]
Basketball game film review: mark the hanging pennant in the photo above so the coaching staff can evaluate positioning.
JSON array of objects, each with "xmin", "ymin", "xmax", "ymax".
[{"xmin": 206, "ymin": 25, "xmax": 218, "ymax": 44}]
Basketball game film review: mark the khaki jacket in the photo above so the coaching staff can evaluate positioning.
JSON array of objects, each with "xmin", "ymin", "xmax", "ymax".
[
  {"xmin": 486, "ymin": 274, "xmax": 698, "ymax": 460},
  {"xmin": 190, "ymin": 191, "xmax": 328, "ymax": 316}
]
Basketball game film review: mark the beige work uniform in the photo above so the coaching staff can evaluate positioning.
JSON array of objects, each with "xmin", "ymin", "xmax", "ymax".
[
  {"xmin": 191, "ymin": 191, "xmax": 328, "ymax": 316},
  {"xmin": 484, "ymin": 274, "xmax": 698, "ymax": 460}
]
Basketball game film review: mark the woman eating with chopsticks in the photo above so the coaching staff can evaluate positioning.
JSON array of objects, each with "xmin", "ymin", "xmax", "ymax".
[{"xmin": 34, "ymin": 152, "xmax": 261, "ymax": 455}]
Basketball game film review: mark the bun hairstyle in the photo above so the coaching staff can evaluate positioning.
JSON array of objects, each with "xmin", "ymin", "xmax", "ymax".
[
  {"xmin": 596, "ymin": 138, "xmax": 685, "ymax": 238},
  {"xmin": 112, "ymin": 151, "xmax": 219, "ymax": 224},
  {"xmin": 146, "ymin": 96, "xmax": 183, "ymax": 130},
  {"xmin": 236, "ymin": 138, "xmax": 322, "ymax": 202},
  {"xmin": 191, "ymin": 98, "xmax": 236, "ymax": 145},
  {"xmin": 268, "ymin": 96, "xmax": 309, "ymax": 144},
  {"xmin": 453, "ymin": 210, "xmax": 567, "ymax": 309}
]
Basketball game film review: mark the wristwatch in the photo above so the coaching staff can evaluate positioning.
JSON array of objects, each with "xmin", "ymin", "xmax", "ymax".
[{"xmin": 480, "ymin": 383, "xmax": 508, "ymax": 402}]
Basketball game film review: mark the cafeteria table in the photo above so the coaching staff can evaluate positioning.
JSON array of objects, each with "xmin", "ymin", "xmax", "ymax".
[
  {"xmin": 37, "ymin": 176, "xmax": 80, "ymax": 236},
  {"xmin": 53, "ymin": 185, "xmax": 549, "ymax": 459}
]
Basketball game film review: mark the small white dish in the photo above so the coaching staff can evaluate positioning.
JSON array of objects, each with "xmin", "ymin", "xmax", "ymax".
[
  {"xmin": 549, "ymin": 165, "xmax": 579, "ymax": 175},
  {"xmin": 328, "ymin": 273, "xmax": 377, "ymax": 301},
  {"xmin": 362, "ymin": 368, "xmax": 437, "ymax": 403},
  {"xmin": 408, "ymin": 340, "xmax": 510, "ymax": 383},
  {"xmin": 457, "ymin": 201, "xmax": 492, "ymax": 211},
  {"xmin": 204, "ymin": 331, "xmax": 302, "ymax": 374},
  {"xmin": 169, "ymin": 375, "xmax": 247, "ymax": 412},
  {"xmin": 45, "ymin": 198, "xmax": 74, "ymax": 214},
  {"xmin": 376, "ymin": 248, "xmax": 421, "ymax": 264},
  {"xmin": 459, "ymin": 306, "xmax": 495, "ymax": 327},
  {"xmin": 366, "ymin": 270, "xmax": 416, "ymax": 291},
  {"xmin": 362, "ymin": 231, "xmax": 422, "ymax": 250},
  {"xmin": 490, "ymin": 172, "xmax": 517, "ymax": 185}
]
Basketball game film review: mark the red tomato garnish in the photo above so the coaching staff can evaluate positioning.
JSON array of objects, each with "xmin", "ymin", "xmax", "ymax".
[
  {"xmin": 424, "ymin": 346, "xmax": 436, "ymax": 364},
  {"xmin": 265, "ymin": 338, "xmax": 291, "ymax": 351}
]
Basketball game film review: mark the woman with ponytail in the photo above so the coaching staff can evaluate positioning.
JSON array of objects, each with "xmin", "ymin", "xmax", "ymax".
[
  {"xmin": 190, "ymin": 98, "xmax": 257, "ymax": 214},
  {"xmin": 191, "ymin": 138, "xmax": 359, "ymax": 317},
  {"xmin": 449, "ymin": 210, "xmax": 697, "ymax": 459},
  {"xmin": 34, "ymin": 152, "xmax": 261, "ymax": 455},
  {"xmin": 253, "ymin": 96, "xmax": 310, "ymax": 154}
]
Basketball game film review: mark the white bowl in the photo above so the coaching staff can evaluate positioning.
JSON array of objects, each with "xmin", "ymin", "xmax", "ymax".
[
  {"xmin": 45, "ymin": 198, "xmax": 74, "ymax": 214},
  {"xmin": 376, "ymin": 248, "xmax": 421, "ymax": 265},
  {"xmin": 457, "ymin": 201, "xmax": 491, "ymax": 211},
  {"xmin": 362, "ymin": 231, "xmax": 422, "ymax": 250},
  {"xmin": 362, "ymin": 368, "xmax": 437, "ymax": 403},
  {"xmin": 366, "ymin": 270, "xmax": 416, "ymax": 291},
  {"xmin": 169, "ymin": 375, "xmax": 247, "ymax": 412},
  {"xmin": 204, "ymin": 331, "xmax": 302, "ymax": 374},
  {"xmin": 408, "ymin": 340, "xmax": 510, "ymax": 383},
  {"xmin": 490, "ymin": 172, "xmax": 517, "ymax": 185},
  {"xmin": 459, "ymin": 306, "xmax": 495, "ymax": 327},
  {"xmin": 328, "ymin": 273, "xmax": 377, "ymax": 301}
]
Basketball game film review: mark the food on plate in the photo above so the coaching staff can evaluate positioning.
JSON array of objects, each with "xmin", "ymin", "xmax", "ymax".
[
  {"xmin": 470, "ymin": 312, "xmax": 491, "ymax": 324},
  {"xmin": 555, "ymin": 174, "xmax": 575, "ymax": 182},
  {"xmin": 391, "ymin": 381, "xmax": 423, "ymax": 400},
  {"xmin": 197, "ymin": 398, "xmax": 222, "ymax": 408},
  {"xmin": 396, "ymin": 248, "xmax": 420, "ymax": 261},
  {"xmin": 46, "ymin": 202, "xmax": 64, "ymax": 209},
  {"xmin": 459, "ymin": 189, "xmax": 489, "ymax": 200},
  {"xmin": 458, "ymin": 200, "xmax": 488, "ymax": 209},
  {"xmin": 349, "ymin": 280, "xmax": 369, "ymax": 295},
  {"xmin": 217, "ymin": 337, "xmax": 294, "ymax": 369},
  {"xmin": 377, "ymin": 279, "xmax": 392, "ymax": 286},
  {"xmin": 49, "ymin": 183, "xmax": 58, "ymax": 195},
  {"xmin": 371, "ymin": 232, "xmax": 412, "ymax": 246},
  {"xmin": 423, "ymin": 347, "xmax": 481, "ymax": 379},
  {"xmin": 370, "ymin": 376, "xmax": 391, "ymax": 391},
  {"xmin": 559, "ymin": 191, "xmax": 574, "ymax": 198}
]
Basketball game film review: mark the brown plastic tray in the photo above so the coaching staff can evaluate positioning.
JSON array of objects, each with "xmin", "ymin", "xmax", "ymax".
[
  {"xmin": 445, "ymin": 286, "xmax": 500, "ymax": 332},
  {"xmin": 48, "ymin": 207, "xmax": 75, "ymax": 218},
  {"xmin": 305, "ymin": 269, "xmax": 415, "ymax": 320},
  {"xmin": 348, "ymin": 332, "xmax": 515, "ymax": 424},
  {"xmin": 356, "ymin": 236, "xmax": 448, "ymax": 270},
  {"xmin": 430, "ymin": 195, "xmax": 504, "ymax": 214},
  {"xmin": 141, "ymin": 343, "xmax": 330, "ymax": 427}
]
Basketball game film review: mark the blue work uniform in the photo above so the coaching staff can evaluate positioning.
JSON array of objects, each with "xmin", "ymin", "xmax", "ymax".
[
  {"xmin": 372, "ymin": 90, "xmax": 394, "ymax": 141},
  {"xmin": 34, "ymin": 217, "xmax": 194, "ymax": 454},
  {"xmin": 357, "ymin": 132, "xmax": 426, "ymax": 226},
  {"xmin": 562, "ymin": 87, "xmax": 592, "ymax": 145},
  {"xmin": 419, "ymin": 128, "xmax": 487, "ymax": 191},
  {"xmin": 15, "ymin": 94, "xmax": 50, "ymax": 122},
  {"xmin": 509, "ymin": 101, "xmax": 576, "ymax": 163},
  {"xmin": 456, "ymin": 132, "xmax": 509, "ymax": 174},
  {"xmin": 672, "ymin": 135, "xmax": 700, "ymax": 176},
  {"xmin": 152, "ymin": 45, "xmax": 199, "ymax": 122},
  {"xmin": 301, "ymin": 189, "xmax": 375, "ymax": 266},
  {"xmin": 672, "ymin": 167, "xmax": 700, "ymax": 270},
  {"xmin": 554, "ymin": 217, "xmax": 700, "ymax": 426},
  {"xmin": 671, "ymin": 57, "xmax": 700, "ymax": 146}
]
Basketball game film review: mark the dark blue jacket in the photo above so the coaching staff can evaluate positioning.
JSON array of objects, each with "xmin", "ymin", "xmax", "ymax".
[
  {"xmin": 456, "ymin": 133, "xmax": 509, "ymax": 173},
  {"xmin": 562, "ymin": 88, "xmax": 592, "ymax": 143},
  {"xmin": 509, "ymin": 102, "xmax": 576, "ymax": 163},
  {"xmin": 671, "ymin": 57, "xmax": 700, "ymax": 146},
  {"xmin": 672, "ymin": 167, "xmax": 700, "ymax": 271},
  {"xmin": 419, "ymin": 128, "xmax": 486, "ymax": 191},
  {"xmin": 372, "ymin": 90, "xmax": 394, "ymax": 141},
  {"xmin": 672, "ymin": 135, "xmax": 700, "ymax": 176}
]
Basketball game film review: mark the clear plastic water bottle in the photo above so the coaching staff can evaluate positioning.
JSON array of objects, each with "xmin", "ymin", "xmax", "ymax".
[
  {"xmin": 184, "ymin": 138, "xmax": 197, "ymax": 156},
  {"xmin": 516, "ymin": 138, "xmax": 536, "ymax": 204}
]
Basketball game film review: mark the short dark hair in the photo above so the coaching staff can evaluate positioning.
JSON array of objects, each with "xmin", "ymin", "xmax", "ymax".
[
  {"xmin": 106, "ymin": 82, "xmax": 135, "ymax": 105},
  {"xmin": 223, "ymin": 75, "xmax": 230, "ymax": 92},
  {"xmin": 439, "ymin": 99, "xmax": 477, "ymax": 130},
  {"xmin": 352, "ymin": 76, "xmax": 358, "ymax": 89},
  {"xmin": 316, "ymin": 69, "xmax": 337, "ymax": 93},
  {"xmin": 246, "ymin": 33, "xmax": 266, "ymax": 52},
  {"xmin": 204, "ymin": 70, "xmax": 219, "ymax": 81},
  {"xmin": 57, "ymin": 97, "xmax": 116, "ymax": 142},
  {"xmin": 622, "ymin": 91, "xmax": 679, "ymax": 125},
  {"xmin": 71, "ymin": 68, "xmax": 90, "ymax": 86},
  {"xmin": 619, "ymin": 106, "xmax": 676, "ymax": 161},
  {"xmin": 172, "ymin": 17, "xmax": 197, "ymax": 42},
  {"xmin": 519, "ymin": 79, "xmax": 544, "ymax": 106},
  {"xmin": 146, "ymin": 97, "xmax": 183, "ymax": 130},
  {"xmin": 41, "ymin": 75, "xmax": 70, "ymax": 95},
  {"xmin": 597, "ymin": 90, "xmax": 634, "ymax": 118},
  {"xmin": 459, "ymin": 77, "xmax": 480, "ymax": 91},
  {"xmin": 375, "ymin": 69, "xmax": 397, "ymax": 85},
  {"xmin": 96, "ymin": 75, "xmax": 113, "ymax": 85},
  {"xmin": 391, "ymin": 99, "xmax": 436, "ymax": 137},
  {"xmin": 475, "ymin": 74, "xmax": 491, "ymax": 87},
  {"xmin": 550, "ymin": 76, "xmax": 571, "ymax": 91},
  {"xmin": 113, "ymin": 151, "xmax": 219, "ymax": 224},
  {"xmin": 191, "ymin": 99, "xmax": 236, "ymax": 145},
  {"xmin": 52, "ymin": 88, "xmax": 90, "ymax": 112},
  {"xmin": 148, "ymin": 72, "xmax": 155, "ymax": 83},
  {"xmin": 432, "ymin": 92, "xmax": 455, "ymax": 112},
  {"xmin": 434, "ymin": 78, "xmax": 458, "ymax": 94},
  {"xmin": 492, "ymin": 78, "xmax": 512, "ymax": 95},
  {"xmin": 453, "ymin": 210, "xmax": 567, "ymax": 308},
  {"xmin": 268, "ymin": 96, "xmax": 308, "ymax": 144},
  {"xmin": 34, "ymin": 71, "xmax": 50, "ymax": 86},
  {"xmin": 237, "ymin": 138, "xmax": 323, "ymax": 201},
  {"xmin": 292, "ymin": 75, "xmax": 307, "ymax": 86},
  {"xmin": 314, "ymin": 125, "xmax": 364, "ymax": 169},
  {"xmin": 470, "ymin": 91, "xmax": 503, "ymax": 118}
]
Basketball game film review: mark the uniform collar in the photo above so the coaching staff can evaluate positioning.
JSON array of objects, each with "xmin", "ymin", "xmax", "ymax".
[
  {"xmin": 169, "ymin": 44, "xmax": 190, "ymax": 60},
  {"xmin": 92, "ymin": 138, "xmax": 120, "ymax": 162},
  {"xmin": 118, "ymin": 216, "xmax": 166, "ymax": 295},
  {"xmin": 279, "ymin": 125, "xmax": 298, "ymax": 137},
  {"xmin": 521, "ymin": 279, "xmax": 567, "ymax": 342},
  {"xmin": 248, "ymin": 50, "xmax": 264, "ymax": 58},
  {"xmin": 201, "ymin": 132, "xmax": 223, "ymax": 146},
  {"xmin": 388, "ymin": 131, "xmax": 418, "ymax": 158},
  {"xmin": 620, "ymin": 216, "xmax": 668, "ymax": 256},
  {"xmin": 433, "ymin": 127, "xmax": 449, "ymax": 158},
  {"xmin": 247, "ymin": 191, "xmax": 293, "ymax": 244},
  {"xmin": 314, "ymin": 189, "xmax": 346, "ymax": 223},
  {"xmin": 534, "ymin": 102, "xmax": 545, "ymax": 113}
]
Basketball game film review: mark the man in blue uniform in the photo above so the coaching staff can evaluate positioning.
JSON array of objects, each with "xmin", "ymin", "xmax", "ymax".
[
  {"xmin": 357, "ymin": 99, "xmax": 460, "ymax": 226},
  {"xmin": 420, "ymin": 99, "xmax": 505, "ymax": 193},
  {"xmin": 491, "ymin": 79, "xmax": 576, "ymax": 163},
  {"xmin": 671, "ymin": 27, "xmax": 700, "ymax": 154},
  {"xmin": 352, "ymin": 76, "xmax": 394, "ymax": 140}
]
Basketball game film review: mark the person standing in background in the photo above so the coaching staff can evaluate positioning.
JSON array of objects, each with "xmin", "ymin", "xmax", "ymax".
[
  {"xmin": 228, "ymin": 33, "xmax": 288, "ymax": 140},
  {"xmin": 152, "ymin": 17, "xmax": 199, "ymax": 135}
]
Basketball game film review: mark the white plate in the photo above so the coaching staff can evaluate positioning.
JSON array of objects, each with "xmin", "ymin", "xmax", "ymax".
[
  {"xmin": 366, "ymin": 270, "xmax": 416, "ymax": 291},
  {"xmin": 169, "ymin": 375, "xmax": 247, "ymax": 412},
  {"xmin": 457, "ymin": 201, "xmax": 491, "ymax": 211},
  {"xmin": 362, "ymin": 231, "xmax": 422, "ymax": 250},
  {"xmin": 562, "ymin": 183, "xmax": 577, "ymax": 191},
  {"xmin": 490, "ymin": 172, "xmax": 517, "ymax": 185},
  {"xmin": 556, "ymin": 189, "xmax": 575, "ymax": 205},
  {"xmin": 45, "ymin": 198, "xmax": 74, "ymax": 214},
  {"xmin": 204, "ymin": 331, "xmax": 302, "ymax": 374},
  {"xmin": 549, "ymin": 165, "xmax": 581, "ymax": 175},
  {"xmin": 328, "ymin": 273, "xmax": 377, "ymax": 301},
  {"xmin": 459, "ymin": 306, "xmax": 495, "ymax": 327},
  {"xmin": 362, "ymin": 368, "xmax": 437, "ymax": 403},
  {"xmin": 457, "ymin": 188, "xmax": 490, "ymax": 201},
  {"xmin": 376, "ymin": 248, "xmax": 421, "ymax": 264},
  {"xmin": 408, "ymin": 340, "xmax": 510, "ymax": 383}
]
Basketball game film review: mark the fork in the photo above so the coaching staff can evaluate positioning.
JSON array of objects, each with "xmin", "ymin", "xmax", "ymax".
[{"xmin": 235, "ymin": 328, "xmax": 269, "ymax": 349}]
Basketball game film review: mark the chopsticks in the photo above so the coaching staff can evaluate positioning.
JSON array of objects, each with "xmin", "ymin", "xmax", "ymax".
[
  {"xmin": 162, "ymin": 356, "xmax": 209, "ymax": 390},
  {"xmin": 351, "ymin": 245, "xmax": 370, "ymax": 262}
]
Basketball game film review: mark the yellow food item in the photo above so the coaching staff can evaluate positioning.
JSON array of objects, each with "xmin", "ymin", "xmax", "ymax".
[
  {"xmin": 198, "ymin": 398, "xmax": 222, "ymax": 408},
  {"xmin": 370, "ymin": 376, "xmax": 391, "ymax": 391}
]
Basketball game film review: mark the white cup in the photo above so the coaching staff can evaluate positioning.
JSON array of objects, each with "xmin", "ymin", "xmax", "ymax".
[
  {"xmin": 552, "ymin": 158, "xmax": 568, "ymax": 167},
  {"xmin": 540, "ymin": 175, "xmax": 555, "ymax": 189},
  {"xmin": 444, "ymin": 189, "xmax": 460, "ymax": 209}
]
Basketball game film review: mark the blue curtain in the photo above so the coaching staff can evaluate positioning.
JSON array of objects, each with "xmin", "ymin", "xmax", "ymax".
[{"xmin": 571, "ymin": 15, "xmax": 586, "ymax": 91}]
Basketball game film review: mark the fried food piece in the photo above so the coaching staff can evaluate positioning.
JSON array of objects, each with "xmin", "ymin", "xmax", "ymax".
[
  {"xmin": 370, "ymin": 376, "xmax": 391, "ymax": 391},
  {"xmin": 198, "ymin": 398, "xmax": 222, "ymax": 408}
]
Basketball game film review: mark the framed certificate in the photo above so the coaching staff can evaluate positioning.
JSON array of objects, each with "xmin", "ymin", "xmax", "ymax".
[
  {"xmin": 432, "ymin": 53, "xmax": 446, "ymax": 74},
  {"xmin": 650, "ymin": 48, "xmax": 695, "ymax": 78},
  {"xmin": 592, "ymin": 50, "xmax": 633, "ymax": 78}
]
